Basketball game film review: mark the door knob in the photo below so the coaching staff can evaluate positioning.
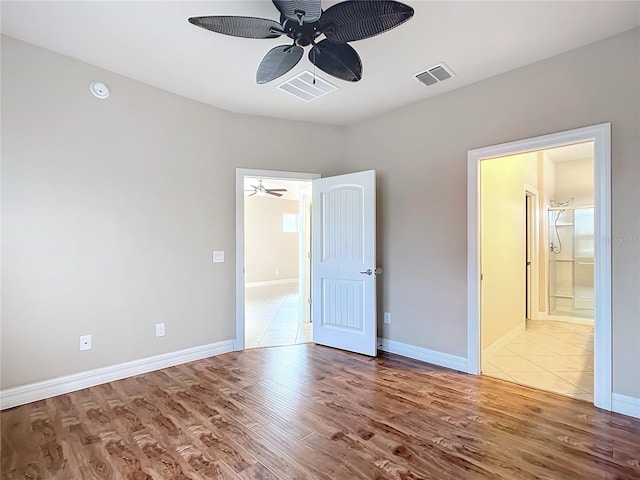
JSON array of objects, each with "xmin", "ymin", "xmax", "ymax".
[{"xmin": 360, "ymin": 267, "xmax": 383, "ymax": 276}]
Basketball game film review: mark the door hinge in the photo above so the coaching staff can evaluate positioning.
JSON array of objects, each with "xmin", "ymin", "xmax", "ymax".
[
  {"xmin": 308, "ymin": 251, "xmax": 312, "ymax": 258},
  {"xmin": 308, "ymin": 298, "xmax": 312, "ymax": 305},
  {"xmin": 480, "ymin": 273, "xmax": 484, "ymax": 281}
]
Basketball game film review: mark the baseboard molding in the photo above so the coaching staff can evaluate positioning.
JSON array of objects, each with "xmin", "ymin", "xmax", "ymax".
[
  {"xmin": 377, "ymin": 338, "xmax": 468, "ymax": 373},
  {"xmin": 612, "ymin": 393, "xmax": 640, "ymax": 419},
  {"xmin": 483, "ymin": 322, "xmax": 525, "ymax": 360},
  {"xmin": 245, "ymin": 278, "xmax": 298, "ymax": 288},
  {"xmin": 0, "ymin": 340, "xmax": 235, "ymax": 410}
]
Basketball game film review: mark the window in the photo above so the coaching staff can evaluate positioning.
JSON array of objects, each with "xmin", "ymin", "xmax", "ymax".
[{"xmin": 283, "ymin": 214, "xmax": 299, "ymax": 233}]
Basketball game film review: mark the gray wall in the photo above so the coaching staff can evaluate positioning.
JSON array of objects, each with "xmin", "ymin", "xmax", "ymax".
[
  {"xmin": 245, "ymin": 196, "xmax": 300, "ymax": 283},
  {"xmin": 0, "ymin": 36, "xmax": 344, "ymax": 387},
  {"xmin": 2, "ymin": 28, "xmax": 639, "ymax": 399},
  {"xmin": 345, "ymin": 28, "xmax": 639, "ymax": 398}
]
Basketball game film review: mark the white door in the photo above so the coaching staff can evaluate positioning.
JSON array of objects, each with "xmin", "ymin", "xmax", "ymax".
[{"xmin": 311, "ymin": 170, "xmax": 377, "ymax": 356}]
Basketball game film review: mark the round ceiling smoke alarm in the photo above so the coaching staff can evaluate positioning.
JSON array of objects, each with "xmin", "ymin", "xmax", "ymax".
[{"xmin": 89, "ymin": 81, "xmax": 110, "ymax": 99}]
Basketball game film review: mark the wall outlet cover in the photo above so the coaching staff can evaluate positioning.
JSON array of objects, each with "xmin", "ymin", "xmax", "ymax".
[
  {"xmin": 80, "ymin": 334, "xmax": 92, "ymax": 351},
  {"xmin": 155, "ymin": 323, "xmax": 165, "ymax": 337}
]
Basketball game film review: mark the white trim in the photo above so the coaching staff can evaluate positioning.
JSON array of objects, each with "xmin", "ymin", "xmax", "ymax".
[
  {"xmin": 524, "ymin": 183, "xmax": 540, "ymax": 322},
  {"xmin": 0, "ymin": 340, "xmax": 234, "ymax": 410},
  {"xmin": 483, "ymin": 322, "xmax": 526, "ymax": 361},
  {"xmin": 467, "ymin": 123, "xmax": 612, "ymax": 411},
  {"xmin": 245, "ymin": 278, "xmax": 298, "ymax": 288},
  {"xmin": 612, "ymin": 393, "xmax": 640, "ymax": 419},
  {"xmin": 377, "ymin": 338, "xmax": 468, "ymax": 373},
  {"xmin": 236, "ymin": 169, "xmax": 321, "ymax": 352}
]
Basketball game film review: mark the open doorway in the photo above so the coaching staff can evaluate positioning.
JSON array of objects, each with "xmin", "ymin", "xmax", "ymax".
[
  {"xmin": 468, "ymin": 123, "xmax": 612, "ymax": 410},
  {"xmin": 479, "ymin": 145, "xmax": 595, "ymax": 402},
  {"xmin": 235, "ymin": 169, "xmax": 320, "ymax": 351}
]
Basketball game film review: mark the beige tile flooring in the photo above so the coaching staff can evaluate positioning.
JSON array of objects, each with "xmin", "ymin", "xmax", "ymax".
[
  {"xmin": 482, "ymin": 320, "xmax": 594, "ymax": 403},
  {"xmin": 245, "ymin": 282, "xmax": 312, "ymax": 349}
]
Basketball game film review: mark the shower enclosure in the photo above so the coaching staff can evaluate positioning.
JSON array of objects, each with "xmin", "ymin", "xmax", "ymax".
[{"xmin": 548, "ymin": 204, "xmax": 594, "ymax": 319}]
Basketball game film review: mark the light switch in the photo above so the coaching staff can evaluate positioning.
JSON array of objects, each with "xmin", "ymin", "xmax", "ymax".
[{"xmin": 213, "ymin": 251, "xmax": 225, "ymax": 263}]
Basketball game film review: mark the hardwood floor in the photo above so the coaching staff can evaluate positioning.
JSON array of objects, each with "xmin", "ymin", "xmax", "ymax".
[{"xmin": 2, "ymin": 344, "xmax": 639, "ymax": 479}]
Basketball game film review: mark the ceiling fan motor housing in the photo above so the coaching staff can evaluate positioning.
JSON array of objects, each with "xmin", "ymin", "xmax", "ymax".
[{"xmin": 282, "ymin": 18, "xmax": 321, "ymax": 47}]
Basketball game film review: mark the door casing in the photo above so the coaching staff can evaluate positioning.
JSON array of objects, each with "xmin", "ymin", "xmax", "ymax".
[{"xmin": 467, "ymin": 123, "xmax": 612, "ymax": 410}]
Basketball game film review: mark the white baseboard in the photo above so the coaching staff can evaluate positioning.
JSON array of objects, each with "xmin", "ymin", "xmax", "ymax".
[
  {"xmin": 0, "ymin": 340, "xmax": 235, "ymax": 410},
  {"xmin": 245, "ymin": 278, "xmax": 298, "ymax": 288},
  {"xmin": 483, "ymin": 322, "xmax": 526, "ymax": 360},
  {"xmin": 612, "ymin": 393, "xmax": 640, "ymax": 419},
  {"xmin": 377, "ymin": 338, "xmax": 468, "ymax": 373}
]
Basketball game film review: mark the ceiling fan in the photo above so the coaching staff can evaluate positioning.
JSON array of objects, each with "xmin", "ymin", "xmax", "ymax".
[
  {"xmin": 189, "ymin": 0, "xmax": 414, "ymax": 84},
  {"xmin": 245, "ymin": 179, "xmax": 288, "ymax": 197}
]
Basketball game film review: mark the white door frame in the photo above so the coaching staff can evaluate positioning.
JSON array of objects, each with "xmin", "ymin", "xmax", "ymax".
[
  {"xmin": 298, "ymin": 186, "xmax": 312, "ymax": 324},
  {"xmin": 235, "ymin": 168, "xmax": 320, "ymax": 351},
  {"xmin": 467, "ymin": 123, "xmax": 612, "ymax": 410},
  {"xmin": 524, "ymin": 184, "xmax": 540, "ymax": 321}
]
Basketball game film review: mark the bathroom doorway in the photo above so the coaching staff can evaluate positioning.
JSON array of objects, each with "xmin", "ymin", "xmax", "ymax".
[{"xmin": 468, "ymin": 123, "xmax": 612, "ymax": 410}]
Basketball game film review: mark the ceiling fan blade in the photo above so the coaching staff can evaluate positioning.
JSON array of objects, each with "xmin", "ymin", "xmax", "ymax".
[
  {"xmin": 248, "ymin": 192, "xmax": 257, "ymax": 196},
  {"xmin": 257, "ymin": 45, "xmax": 304, "ymax": 84},
  {"xmin": 266, "ymin": 189, "xmax": 287, "ymax": 192},
  {"xmin": 267, "ymin": 191, "xmax": 284, "ymax": 197},
  {"xmin": 188, "ymin": 16, "xmax": 283, "ymax": 39},
  {"xmin": 309, "ymin": 40, "xmax": 362, "ymax": 82},
  {"xmin": 319, "ymin": 0, "xmax": 414, "ymax": 43},
  {"xmin": 272, "ymin": 0, "xmax": 322, "ymax": 23}
]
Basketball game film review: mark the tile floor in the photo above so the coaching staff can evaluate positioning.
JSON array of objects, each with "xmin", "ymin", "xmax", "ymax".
[
  {"xmin": 245, "ymin": 282, "xmax": 312, "ymax": 349},
  {"xmin": 482, "ymin": 320, "xmax": 594, "ymax": 403}
]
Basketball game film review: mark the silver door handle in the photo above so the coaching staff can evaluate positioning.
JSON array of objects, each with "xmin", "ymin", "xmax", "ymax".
[{"xmin": 360, "ymin": 267, "xmax": 383, "ymax": 276}]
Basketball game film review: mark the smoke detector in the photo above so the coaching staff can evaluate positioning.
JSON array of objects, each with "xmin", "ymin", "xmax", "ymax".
[
  {"xmin": 415, "ymin": 63, "xmax": 456, "ymax": 86},
  {"xmin": 89, "ymin": 81, "xmax": 110, "ymax": 99}
]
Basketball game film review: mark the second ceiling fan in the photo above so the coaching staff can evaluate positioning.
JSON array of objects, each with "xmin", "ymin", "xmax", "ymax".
[
  {"xmin": 189, "ymin": 0, "xmax": 414, "ymax": 84},
  {"xmin": 245, "ymin": 179, "xmax": 288, "ymax": 197}
]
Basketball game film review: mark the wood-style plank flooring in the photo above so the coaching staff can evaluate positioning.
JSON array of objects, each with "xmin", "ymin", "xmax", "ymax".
[{"xmin": 2, "ymin": 344, "xmax": 640, "ymax": 479}]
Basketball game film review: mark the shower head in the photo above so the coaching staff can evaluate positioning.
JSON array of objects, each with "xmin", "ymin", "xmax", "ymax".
[{"xmin": 550, "ymin": 197, "xmax": 575, "ymax": 208}]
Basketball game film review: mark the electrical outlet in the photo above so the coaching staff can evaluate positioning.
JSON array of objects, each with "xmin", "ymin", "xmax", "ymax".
[
  {"xmin": 384, "ymin": 312, "xmax": 391, "ymax": 324},
  {"xmin": 212, "ymin": 251, "xmax": 224, "ymax": 263},
  {"xmin": 80, "ymin": 334, "xmax": 92, "ymax": 351},
  {"xmin": 156, "ymin": 323, "xmax": 165, "ymax": 337}
]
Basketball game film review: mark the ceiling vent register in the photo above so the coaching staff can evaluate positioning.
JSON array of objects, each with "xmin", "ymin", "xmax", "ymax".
[
  {"xmin": 277, "ymin": 70, "xmax": 337, "ymax": 102},
  {"xmin": 415, "ymin": 63, "xmax": 456, "ymax": 86}
]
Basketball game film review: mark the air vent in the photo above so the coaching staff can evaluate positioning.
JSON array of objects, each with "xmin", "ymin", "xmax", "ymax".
[
  {"xmin": 277, "ymin": 70, "xmax": 337, "ymax": 102},
  {"xmin": 415, "ymin": 63, "xmax": 456, "ymax": 86}
]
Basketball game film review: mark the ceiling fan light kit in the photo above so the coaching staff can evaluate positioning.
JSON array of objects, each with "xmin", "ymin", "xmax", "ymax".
[{"xmin": 189, "ymin": 0, "xmax": 414, "ymax": 84}]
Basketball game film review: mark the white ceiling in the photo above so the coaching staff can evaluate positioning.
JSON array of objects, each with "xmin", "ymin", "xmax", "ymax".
[{"xmin": 2, "ymin": 1, "xmax": 639, "ymax": 126}]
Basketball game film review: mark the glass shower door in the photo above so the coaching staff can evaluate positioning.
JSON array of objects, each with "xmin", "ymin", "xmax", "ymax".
[{"xmin": 548, "ymin": 207, "xmax": 594, "ymax": 319}]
